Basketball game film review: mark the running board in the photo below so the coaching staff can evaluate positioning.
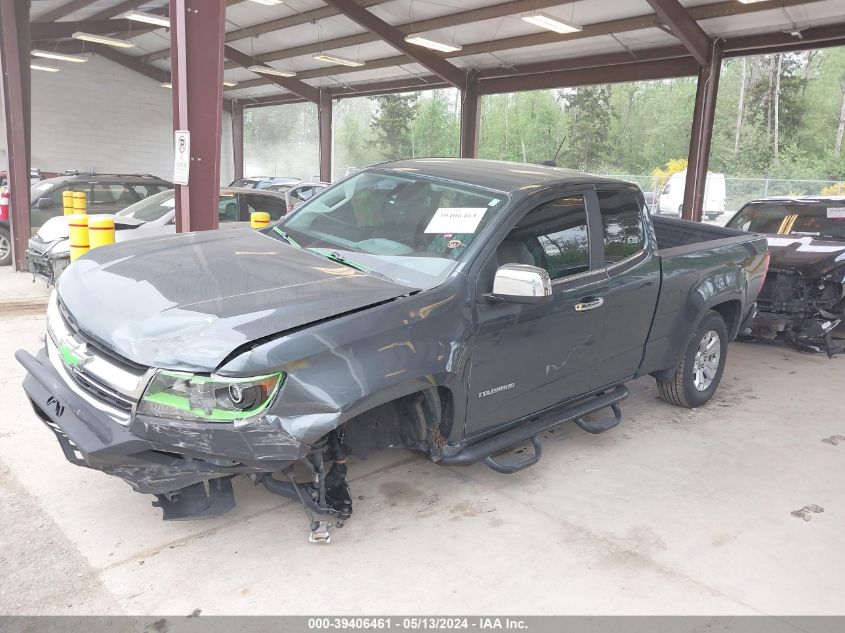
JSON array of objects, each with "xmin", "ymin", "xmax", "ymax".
[{"xmin": 442, "ymin": 386, "xmax": 628, "ymax": 473}]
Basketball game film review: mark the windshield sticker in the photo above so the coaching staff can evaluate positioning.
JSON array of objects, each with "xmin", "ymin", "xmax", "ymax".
[
  {"xmin": 425, "ymin": 207, "xmax": 487, "ymax": 234},
  {"xmin": 827, "ymin": 207, "xmax": 845, "ymax": 219},
  {"xmin": 447, "ymin": 239, "xmax": 462, "ymax": 249}
]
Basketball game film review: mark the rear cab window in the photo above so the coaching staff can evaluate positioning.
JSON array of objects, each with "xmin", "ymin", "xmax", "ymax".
[
  {"xmin": 245, "ymin": 194, "xmax": 287, "ymax": 221},
  {"xmin": 597, "ymin": 189, "xmax": 646, "ymax": 265}
]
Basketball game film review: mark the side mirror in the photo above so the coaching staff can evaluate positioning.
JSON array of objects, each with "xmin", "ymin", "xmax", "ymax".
[
  {"xmin": 488, "ymin": 264, "xmax": 552, "ymax": 304},
  {"xmin": 36, "ymin": 197, "xmax": 55, "ymax": 209}
]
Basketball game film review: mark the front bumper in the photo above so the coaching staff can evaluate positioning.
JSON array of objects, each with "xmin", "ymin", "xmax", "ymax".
[
  {"xmin": 17, "ymin": 346, "xmax": 308, "ymax": 495},
  {"xmin": 26, "ymin": 248, "xmax": 68, "ymax": 285}
]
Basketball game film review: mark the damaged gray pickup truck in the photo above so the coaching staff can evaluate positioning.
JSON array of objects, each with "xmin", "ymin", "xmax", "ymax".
[{"xmin": 18, "ymin": 160, "xmax": 769, "ymax": 541}]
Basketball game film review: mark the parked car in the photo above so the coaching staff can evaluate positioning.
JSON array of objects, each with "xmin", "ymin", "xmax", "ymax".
[
  {"xmin": 17, "ymin": 159, "xmax": 767, "ymax": 540},
  {"xmin": 0, "ymin": 172, "xmax": 171, "ymax": 266},
  {"xmin": 657, "ymin": 170, "xmax": 726, "ymax": 221},
  {"xmin": 725, "ymin": 195, "xmax": 845, "ymax": 355},
  {"xmin": 25, "ymin": 187, "xmax": 288, "ymax": 284},
  {"xmin": 265, "ymin": 181, "xmax": 330, "ymax": 213},
  {"xmin": 229, "ymin": 176, "xmax": 299, "ymax": 190}
]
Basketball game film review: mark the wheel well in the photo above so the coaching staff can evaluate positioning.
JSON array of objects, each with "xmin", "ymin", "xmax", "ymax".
[
  {"xmin": 335, "ymin": 387, "xmax": 454, "ymax": 458},
  {"xmin": 710, "ymin": 300, "xmax": 742, "ymax": 339}
]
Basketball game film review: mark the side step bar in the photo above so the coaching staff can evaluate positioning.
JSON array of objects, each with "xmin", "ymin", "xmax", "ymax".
[{"xmin": 441, "ymin": 386, "xmax": 628, "ymax": 474}]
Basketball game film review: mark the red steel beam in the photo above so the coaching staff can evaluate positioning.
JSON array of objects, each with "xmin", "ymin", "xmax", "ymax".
[
  {"xmin": 321, "ymin": 0, "xmax": 467, "ymax": 91},
  {"xmin": 0, "ymin": 0, "xmax": 32, "ymax": 270},
  {"xmin": 682, "ymin": 40, "xmax": 723, "ymax": 222},
  {"xmin": 86, "ymin": 42, "xmax": 171, "ymax": 83},
  {"xmin": 460, "ymin": 74, "xmax": 480, "ymax": 158},
  {"xmin": 646, "ymin": 0, "xmax": 712, "ymax": 67},
  {"xmin": 319, "ymin": 91, "xmax": 333, "ymax": 182},
  {"xmin": 30, "ymin": 19, "xmax": 145, "ymax": 41},
  {"xmin": 170, "ymin": 0, "xmax": 226, "ymax": 233},
  {"xmin": 479, "ymin": 57, "xmax": 700, "ymax": 95},
  {"xmin": 232, "ymin": 100, "xmax": 244, "ymax": 181},
  {"xmin": 33, "ymin": 0, "xmax": 99, "ymax": 22},
  {"xmin": 224, "ymin": 44, "xmax": 319, "ymax": 104}
]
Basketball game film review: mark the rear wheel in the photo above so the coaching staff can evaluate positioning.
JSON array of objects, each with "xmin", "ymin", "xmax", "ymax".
[
  {"xmin": 657, "ymin": 311, "xmax": 728, "ymax": 408},
  {"xmin": 0, "ymin": 228, "xmax": 11, "ymax": 266}
]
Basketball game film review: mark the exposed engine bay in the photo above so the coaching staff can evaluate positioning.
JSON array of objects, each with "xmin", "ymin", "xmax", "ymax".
[{"xmin": 752, "ymin": 267, "xmax": 844, "ymax": 357}]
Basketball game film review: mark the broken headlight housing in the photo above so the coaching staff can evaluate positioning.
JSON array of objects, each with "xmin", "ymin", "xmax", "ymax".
[{"xmin": 138, "ymin": 370, "xmax": 283, "ymax": 422}]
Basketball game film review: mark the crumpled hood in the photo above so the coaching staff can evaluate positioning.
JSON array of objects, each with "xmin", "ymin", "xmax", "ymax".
[
  {"xmin": 57, "ymin": 228, "xmax": 414, "ymax": 371},
  {"xmin": 767, "ymin": 236, "xmax": 845, "ymax": 277},
  {"xmin": 37, "ymin": 214, "xmax": 144, "ymax": 243}
]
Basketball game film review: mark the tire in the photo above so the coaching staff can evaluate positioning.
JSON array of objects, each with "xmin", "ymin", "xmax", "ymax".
[
  {"xmin": 0, "ymin": 227, "xmax": 11, "ymax": 266},
  {"xmin": 656, "ymin": 310, "xmax": 729, "ymax": 408}
]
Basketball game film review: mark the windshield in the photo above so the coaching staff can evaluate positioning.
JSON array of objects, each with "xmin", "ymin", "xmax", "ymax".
[
  {"xmin": 727, "ymin": 202, "xmax": 845, "ymax": 240},
  {"xmin": 30, "ymin": 179, "xmax": 62, "ymax": 204},
  {"xmin": 277, "ymin": 169, "xmax": 508, "ymax": 287},
  {"xmin": 230, "ymin": 179, "xmax": 258, "ymax": 188},
  {"xmin": 116, "ymin": 189, "xmax": 175, "ymax": 222}
]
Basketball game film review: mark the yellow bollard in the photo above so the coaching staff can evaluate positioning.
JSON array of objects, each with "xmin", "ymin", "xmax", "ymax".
[
  {"xmin": 250, "ymin": 211, "xmax": 270, "ymax": 229},
  {"xmin": 67, "ymin": 214, "xmax": 90, "ymax": 262},
  {"xmin": 72, "ymin": 191, "xmax": 87, "ymax": 213},
  {"xmin": 88, "ymin": 215, "xmax": 115, "ymax": 250},
  {"xmin": 62, "ymin": 191, "xmax": 75, "ymax": 216}
]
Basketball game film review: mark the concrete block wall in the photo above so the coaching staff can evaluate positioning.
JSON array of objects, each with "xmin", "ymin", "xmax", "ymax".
[{"xmin": 1, "ymin": 53, "xmax": 233, "ymax": 184}]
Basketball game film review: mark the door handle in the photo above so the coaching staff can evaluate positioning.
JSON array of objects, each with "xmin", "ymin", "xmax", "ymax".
[{"xmin": 574, "ymin": 297, "xmax": 604, "ymax": 312}]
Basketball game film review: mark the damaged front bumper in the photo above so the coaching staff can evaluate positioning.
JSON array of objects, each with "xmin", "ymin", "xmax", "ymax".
[
  {"xmin": 17, "ymin": 346, "xmax": 314, "ymax": 516},
  {"xmin": 751, "ymin": 310, "xmax": 843, "ymax": 357},
  {"xmin": 26, "ymin": 243, "xmax": 68, "ymax": 285}
]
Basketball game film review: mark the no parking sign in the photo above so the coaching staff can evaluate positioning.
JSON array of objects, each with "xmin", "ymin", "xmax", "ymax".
[{"xmin": 173, "ymin": 130, "xmax": 190, "ymax": 185}]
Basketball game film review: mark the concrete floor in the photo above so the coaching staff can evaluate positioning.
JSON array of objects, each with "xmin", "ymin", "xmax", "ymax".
[{"xmin": 0, "ymin": 266, "xmax": 842, "ymax": 615}]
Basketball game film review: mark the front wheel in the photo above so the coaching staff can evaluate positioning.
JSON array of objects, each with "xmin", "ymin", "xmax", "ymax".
[
  {"xmin": 0, "ymin": 227, "xmax": 11, "ymax": 266},
  {"xmin": 656, "ymin": 310, "xmax": 728, "ymax": 408}
]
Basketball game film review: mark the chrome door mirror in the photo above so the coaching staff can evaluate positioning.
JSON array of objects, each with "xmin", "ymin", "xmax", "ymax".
[{"xmin": 489, "ymin": 264, "xmax": 552, "ymax": 304}]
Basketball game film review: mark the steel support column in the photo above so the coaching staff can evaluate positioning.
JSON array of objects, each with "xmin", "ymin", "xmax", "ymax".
[
  {"xmin": 683, "ymin": 40, "xmax": 723, "ymax": 222},
  {"xmin": 318, "ymin": 90, "xmax": 333, "ymax": 183},
  {"xmin": 0, "ymin": 0, "xmax": 31, "ymax": 270},
  {"xmin": 460, "ymin": 74, "xmax": 480, "ymax": 158},
  {"xmin": 169, "ymin": 0, "xmax": 225, "ymax": 232},
  {"xmin": 232, "ymin": 99, "xmax": 244, "ymax": 181}
]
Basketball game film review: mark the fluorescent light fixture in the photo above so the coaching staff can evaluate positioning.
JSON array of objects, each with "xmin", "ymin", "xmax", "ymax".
[
  {"xmin": 404, "ymin": 35, "xmax": 462, "ymax": 53},
  {"xmin": 31, "ymin": 49, "xmax": 87, "ymax": 63},
  {"xmin": 72, "ymin": 32, "xmax": 135, "ymax": 48},
  {"xmin": 249, "ymin": 0, "xmax": 284, "ymax": 5},
  {"xmin": 161, "ymin": 82, "xmax": 172, "ymax": 88},
  {"xmin": 31, "ymin": 63, "xmax": 59, "ymax": 72},
  {"xmin": 737, "ymin": 0, "xmax": 769, "ymax": 3},
  {"xmin": 223, "ymin": 80, "xmax": 239, "ymax": 87},
  {"xmin": 247, "ymin": 65, "xmax": 296, "ymax": 77},
  {"xmin": 521, "ymin": 12, "xmax": 582, "ymax": 34},
  {"xmin": 312, "ymin": 53, "xmax": 364, "ymax": 67},
  {"xmin": 125, "ymin": 10, "xmax": 171, "ymax": 28}
]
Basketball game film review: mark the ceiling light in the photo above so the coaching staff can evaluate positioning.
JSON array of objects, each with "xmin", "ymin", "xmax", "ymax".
[
  {"xmin": 737, "ymin": 0, "xmax": 769, "ymax": 3},
  {"xmin": 404, "ymin": 35, "xmax": 462, "ymax": 53},
  {"xmin": 161, "ymin": 82, "xmax": 172, "ymax": 88},
  {"xmin": 312, "ymin": 53, "xmax": 364, "ymax": 67},
  {"xmin": 521, "ymin": 12, "xmax": 582, "ymax": 34},
  {"xmin": 247, "ymin": 65, "xmax": 296, "ymax": 77},
  {"xmin": 72, "ymin": 32, "xmax": 135, "ymax": 48},
  {"xmin": 125, "ymin": 10, "xmax": 171, "ymax": 28},
  {"xmin": 31, "ymin": 49, "xmax": 87, "ymax": 63},
  {"xmin": 248, "ymin": 0, "xmax": 284, "ymax": 5},
  {"xmin": 31, "ymin": 63, "xmax": 59, "ymax": 72},
  {"xmin": 223, "ymin": 80, "xmax": 239, "ymax": 87}
]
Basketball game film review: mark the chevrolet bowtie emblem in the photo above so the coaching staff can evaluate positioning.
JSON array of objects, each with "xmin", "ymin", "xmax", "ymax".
[{"xmin": 58, "ymin": 339, "xmax": 91, "ymax": 369}]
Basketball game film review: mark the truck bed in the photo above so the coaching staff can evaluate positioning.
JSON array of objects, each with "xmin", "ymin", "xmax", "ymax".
[{"xmin": 652, "ymin": 215, "xmax": 751, "ymax": 255}]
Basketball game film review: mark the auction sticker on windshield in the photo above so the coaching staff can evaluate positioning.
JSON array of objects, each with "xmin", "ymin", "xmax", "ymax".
[
  {"xmin": 425, "ymin": 207, "xmax": 487, "ymax": 233},
  {"xmin": 827, "ymin": 207, "xmax": 845, "ymax": 219}
]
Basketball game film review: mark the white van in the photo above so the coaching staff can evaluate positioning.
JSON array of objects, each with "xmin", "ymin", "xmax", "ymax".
[{"xmin": 657, "ymin": 170, "xmax": 726, "ymax": 221}]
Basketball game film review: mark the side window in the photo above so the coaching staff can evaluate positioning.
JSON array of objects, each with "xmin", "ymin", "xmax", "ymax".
[
  {"xmin": 245, "ymin": 194, "xmax": 287, "ymax": 220},
  {"xmin": 130, "ymin": 184, "xmax": 167, "ymax": 199},
  {"xmin": 91, "ymin": 184, "xmax": 137, "ymax": 207},
  {"xmin": 41, "ymin": 182, "xmax": 87, "ymax": 206},
  {"xmin": 598, "ymin": 190, "xmax": 645, "ymax": 265},
  {"xmin": 218, "ymin": 194, "xmax": 240, "ymax": 222},
  {"xmin": 496, "ymin": 195, "xmax": 590, "ymax": 281}
]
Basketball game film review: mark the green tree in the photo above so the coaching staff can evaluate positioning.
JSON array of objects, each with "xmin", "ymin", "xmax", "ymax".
[
  {"xmin": 410, "ymin": 91, "xmax": 459, "ymax": 157},
  {"xmin": 369, "ymin": 94, "xmax": 419, "ymax": 160}
]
